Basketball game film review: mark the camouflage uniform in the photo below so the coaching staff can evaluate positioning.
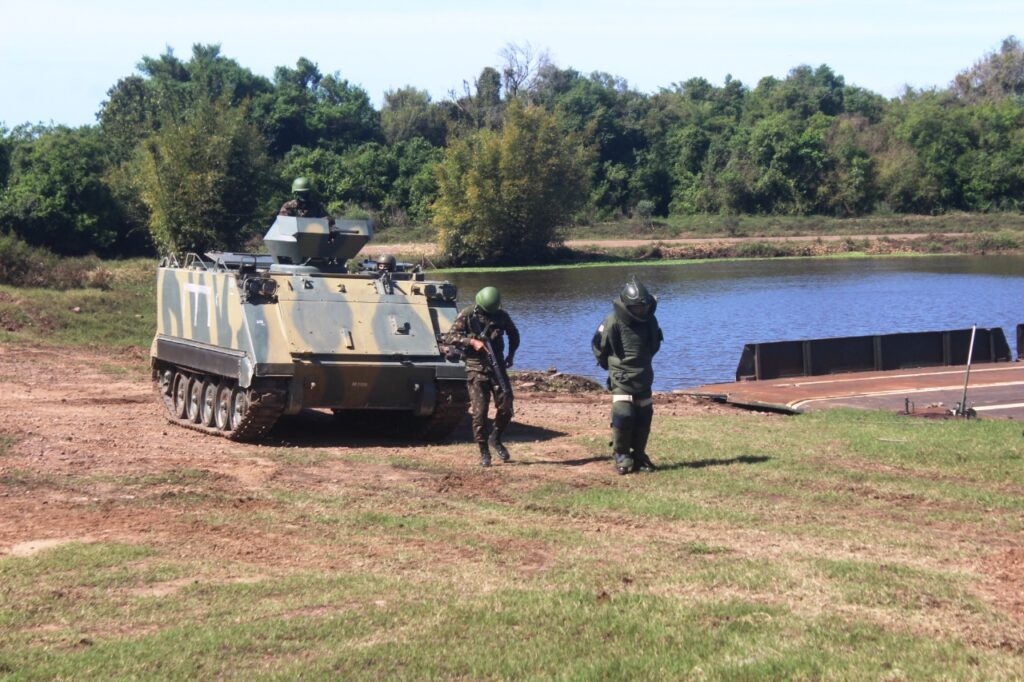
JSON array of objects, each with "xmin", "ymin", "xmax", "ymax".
[
  {"xmin": 278, "ymin": 198, "xmax": 336, "ymax": 229},
  {"xmin": 445, "ymin": 306, "xmax": 520, "ymax": 448}
]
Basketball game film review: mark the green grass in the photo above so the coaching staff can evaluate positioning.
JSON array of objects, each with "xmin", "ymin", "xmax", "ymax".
[
  {"xmin": 0, "ymin": 258, "xmax": 155, "ymax": 348},
  {"xmin": 1, "ymin": 550, "xmax": 1018, "ymax": 679},
  {"xmin": 3, "ymin": 407, "xmax": 1024, "ymax": 678}
]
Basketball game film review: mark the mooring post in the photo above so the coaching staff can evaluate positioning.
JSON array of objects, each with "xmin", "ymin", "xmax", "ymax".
[{"xmin": 957, "ymin": 324, "xmax": 977, "ymax": 417}]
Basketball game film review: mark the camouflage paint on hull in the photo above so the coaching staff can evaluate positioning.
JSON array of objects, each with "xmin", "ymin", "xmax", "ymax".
[{"xmin": 151, "ymin": 217, "xmax": 467, "ymax": 434}]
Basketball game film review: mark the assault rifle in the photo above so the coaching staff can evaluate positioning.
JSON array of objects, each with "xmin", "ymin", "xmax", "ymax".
[{"xmin": 468, "ymin": 314, "xmax": 512, "ymax": 399}]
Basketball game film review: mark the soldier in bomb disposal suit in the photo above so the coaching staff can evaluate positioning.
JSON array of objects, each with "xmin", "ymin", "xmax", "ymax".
[{"xmin": 592, "ymin": 276, "xmax": 663, "ymax": 475}]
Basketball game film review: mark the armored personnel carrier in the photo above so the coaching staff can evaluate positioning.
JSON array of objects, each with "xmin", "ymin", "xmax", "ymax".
[{"xmin": 150, "ymin": 217, "xmax": 468, "ymax": 441}]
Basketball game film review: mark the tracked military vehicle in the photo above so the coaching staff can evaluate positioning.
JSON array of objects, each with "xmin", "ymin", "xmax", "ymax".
[{"xmin": 150, "ymin": 217, "xmax": 468, "ymax": 441}]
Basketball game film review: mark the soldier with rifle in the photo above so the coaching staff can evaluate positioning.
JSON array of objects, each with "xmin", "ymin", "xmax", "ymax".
[{"xmin": 445, "ymin": 286, "xmax": 519, "ymax": 467}]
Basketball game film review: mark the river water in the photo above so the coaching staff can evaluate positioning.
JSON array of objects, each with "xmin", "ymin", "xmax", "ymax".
[{"xmin": 445, "ymin": 255, "xmax": 1024, "ymax": 391}]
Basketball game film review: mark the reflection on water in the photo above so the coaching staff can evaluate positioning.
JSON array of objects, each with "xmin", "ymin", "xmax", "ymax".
[{"xmin": 445, "ymin": 256, "xmax": 1024, "ymax": 391}]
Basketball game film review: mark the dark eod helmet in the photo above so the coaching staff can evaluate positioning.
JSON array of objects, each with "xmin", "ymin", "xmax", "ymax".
[{"xmin": 620, "ymin": 276, "xmax": 653, "ymax": 317}]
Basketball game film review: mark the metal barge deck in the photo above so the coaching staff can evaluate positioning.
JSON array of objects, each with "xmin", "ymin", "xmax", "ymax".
[
  {"xmin": 680, "ymin": 325, "xmax": 1023, "ymax": 419},
  {"xmin": 680, "ymin": 362, "xmax": 1024, "ymax": 419}
]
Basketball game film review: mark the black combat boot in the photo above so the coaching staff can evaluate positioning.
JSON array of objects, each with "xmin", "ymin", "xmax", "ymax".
[
  {"xmin": 613, "ymin": 453, "xmax": 634, "ymax": 475},
  {"xmin": 489, "ymin": 431, "xmax": 511, "ymax": 462},
  {"xmin": 478, "ymin": 442, "xmax": 492, "ymax": 468},
  {"xmin": 634, "ymin": 452, "xmax": 657, "ymax": 472}
]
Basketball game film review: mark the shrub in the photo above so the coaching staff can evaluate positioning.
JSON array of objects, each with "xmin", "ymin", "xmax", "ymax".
[
  {"xmin": 0, "ymin": 234, "xmax": 107, "ymax": 290},
  {"xmin": 973, "ymin": 230, "xmax": 1021, "ymax": 251},
  {"xmin": 735, "ymin": 241, "xmax": 785, "ymax": 258}
]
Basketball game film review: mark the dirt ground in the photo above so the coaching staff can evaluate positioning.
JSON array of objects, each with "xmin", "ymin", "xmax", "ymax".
[
  {"xmin": 0, "ymin": 343, "xmax": 735, "ymax": 560},
  {"xmin": 1, "ymin": 343, "xmax": 1020, "ymax": 636}
]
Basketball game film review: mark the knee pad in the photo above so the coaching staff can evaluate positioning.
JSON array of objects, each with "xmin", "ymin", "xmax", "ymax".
[{"xmin": 611, "ymin": 400, "xmax": 635, "ymax": 430}]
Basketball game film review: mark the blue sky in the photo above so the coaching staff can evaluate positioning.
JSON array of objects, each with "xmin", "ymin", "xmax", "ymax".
[{"xmin": 1, "ymin": 0, "xmax": 1019, "ymax": 128}]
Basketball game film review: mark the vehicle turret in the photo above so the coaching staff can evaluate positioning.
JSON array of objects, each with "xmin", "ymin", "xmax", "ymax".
[{"xmin": 263, "ymin": 217, "xmax": 372, "ymax": 272}]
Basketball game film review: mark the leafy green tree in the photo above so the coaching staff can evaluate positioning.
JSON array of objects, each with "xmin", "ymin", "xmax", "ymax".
[
  {"xmin": 277, "ymin": 146, "xmax": 348, "ymax": 215},
  {"xmin": 529, "ymin": 64, "xmax": 582, "ymax": 109},
  {"xmin": 555, "ymin": 72, "xmax": 649, "ymax": 217},
  {"xmin": 885, "ymin": 91, "xmax": 971, "ymax": 211},
  {"xmin": 0, "ymin": 125, "xmax": 129, "ymax": 255},
  {"xmin": 449, "ymin": 67, "xmax": 506, "ymax": 131},
  {"xmin": 843, "ymin": 86, "xmax": 887, "ymax": 123},
  {"xmin": 954, "ymin": 36, "xmax": 1024, "ymax": 103},
  {"xmin": 129, "ymin": 45, "xmax": 271, "ymax": 119},
  {"xmin": 957, "ymin": 99, "xmax": 1024, "ymax": 210},
  {"xmin": 820, "ymin": 116, "xmax": 878, "ymax": 215},
  {"xmin": 280, "ymin": 143, "xmax": 397, "ymax": 214},
  {"xmin": 386, "ymin": 138, "xmax": 444, "ymax": 224},
  {"xmin": 381, "ymin": 87, "xmax": 447, "ymax": 146},
  {"xmin": 0, "ymin": 126, "xmax": 11, "ymax": 190},
  {"xmin": 99, "ymin": 45, "xmax": 274, "ymax": 162},
  {"xmin": 335, "ymin": 142, "xmax": 397, "ymax": 208},
  {"xmin": 257, "ymin": 58, "xmax": 381, "ymax": 156},
  {"xmin": 434, "ymin": 103, "xmax": 590, "ymax": 265},
  {"xmin": 98, "ymin": 75, "xmax": 158, "ymax": 165},
  {"xmin": 179, "ymin": 44, "xmax": 273, "ymax": 105},
  {"xmin": 133, "ymin": 97, "xmax": 271, "ymax": 253},
  {"xmin": 750, "ymin": 65, "xmax": 845, "ymax": 120}
]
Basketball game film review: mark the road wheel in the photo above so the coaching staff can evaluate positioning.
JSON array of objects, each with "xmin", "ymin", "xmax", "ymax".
[
  {"xmin": 158, "ymin": 370, "xmax": 175, "ymax": 416},
  {"xmin": 173, "ymin": 373, "xmax": 190, "ymax": 419},
  {"xmin": 201, "ymin": 380, "xmax": 218, "ymax": 427},
  {"xmin": 187, "ymin": 377, "xmax": 204, "ymax": 423},
  {"xmin": 230, "ymin": 388, "xmax": 249, "ymax": 431},
  {"xmin": 215, "ymin": 385, "xmax": 233, "ymax": 431}
]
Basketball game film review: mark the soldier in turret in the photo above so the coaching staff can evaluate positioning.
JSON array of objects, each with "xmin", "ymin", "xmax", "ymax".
[
  {"xmin": 445, "ymin": 286, "xmax": 520, "ymax": 467},
  {"xmin": 592, "ymin": 276, "xmax": 663, "ymax": 475},
  {"xmin": 279, "ymin": 177, "xmax": 336, "ymax": 230}
]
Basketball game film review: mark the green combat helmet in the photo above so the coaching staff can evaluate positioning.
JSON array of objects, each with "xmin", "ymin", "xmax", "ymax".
[
  {"xmin": 475, "ymin": 286, "xmax": 501, "ymax": 313},
  {"xmin": 291, "ymin": 177, "xmax": 312, "ymax": 194},
  {"xmin": 620, "ymin": 277, "xmax": 653, "ymax": 317}
]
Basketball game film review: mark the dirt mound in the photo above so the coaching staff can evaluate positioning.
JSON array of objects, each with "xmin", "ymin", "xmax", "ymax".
[{"xmin": 511, "ymin": 370, "xmax": 603, "ymax": 393}]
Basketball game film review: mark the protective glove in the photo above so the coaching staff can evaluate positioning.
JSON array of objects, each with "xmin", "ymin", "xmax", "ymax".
[{"xmin": 504, "ymin": 355, "xmax": 514, "ymax": 368}]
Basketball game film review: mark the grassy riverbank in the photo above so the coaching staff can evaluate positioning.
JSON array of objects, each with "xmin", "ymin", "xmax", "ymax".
[
  {"xmin": 388, "ymin": 231, "xmax": 1023, "ymax": 272},
  {"xmin": 371, "ymin": 216, "xmax": 1024, "ymax": 267},
  {"xmin": 373, "ymin": 212, "xmax": 1024, "ymax": 245},
  {"xmin": 565, "ymin": 211, "xmax": 1024, "ymax": 240}
]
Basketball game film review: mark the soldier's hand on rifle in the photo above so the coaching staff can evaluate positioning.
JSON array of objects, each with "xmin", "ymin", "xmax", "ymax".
[
  {"xmin": 505, "ymin": 354, "xmax": 514, "ymax": 368},
  {"xmin": 469, "ymin": 338, "xmax": 485, "ymax": 351}
]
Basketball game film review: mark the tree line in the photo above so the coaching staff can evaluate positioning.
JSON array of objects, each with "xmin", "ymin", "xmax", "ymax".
[{"xmin": 0, "ymin": 39, "xmax": 1022, "ymax": 265}]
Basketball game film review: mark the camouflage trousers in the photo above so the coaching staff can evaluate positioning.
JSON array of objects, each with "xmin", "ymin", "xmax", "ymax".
[{"xmin": 468, "ymin": 372, "xmax": 514, "ymax": 444}]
